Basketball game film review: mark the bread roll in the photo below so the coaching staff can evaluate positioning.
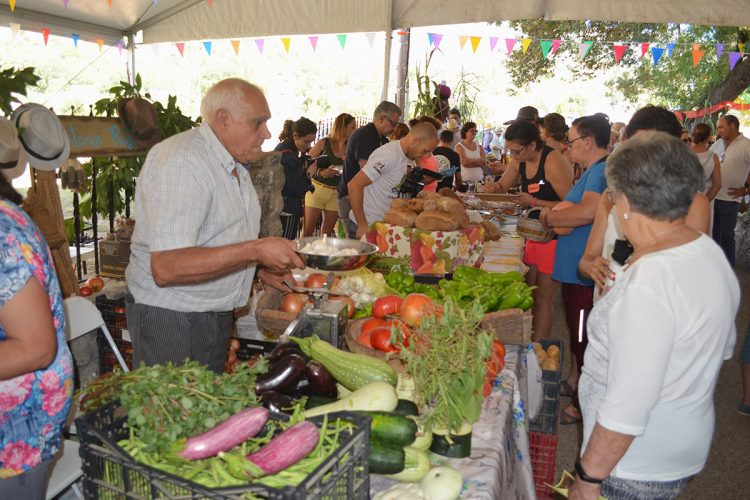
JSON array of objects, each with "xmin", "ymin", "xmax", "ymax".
[
  {"xmin": 438, "ymin": 187, "xmax": 465, "ymax": 207},
  {"xmin": 415, "ymin": 210, "xmax": 459, "ymax": 231},
  {"xmin": 390, "ymin": 199, "xmax": 410, "ymax": 209},
  {"xmin": 384, "ymin": 208, "xmax": 418, "ymax": 227},
  {"xmin": 423, "ymin": 199, "xmax": 439, "ymax": 211},
  {"xmin": 436, "ymin": 196, "xmax": 466, "ymax": 216},
  {"xmin": 480, "ymin": 220, "xmax": 502, "ymax": 241},
  {"xmin": 417, "ymin": 191, "xmax": 441, "ymax": 200},
  {"xmin": 407, "ymin": 198, "xmax": 424, "ymax": 213}
]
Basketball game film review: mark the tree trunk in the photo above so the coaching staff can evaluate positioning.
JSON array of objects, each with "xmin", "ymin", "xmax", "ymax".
[{"xmin": 705, "ymin": 56, "xmax": 750, "ymax": 105}]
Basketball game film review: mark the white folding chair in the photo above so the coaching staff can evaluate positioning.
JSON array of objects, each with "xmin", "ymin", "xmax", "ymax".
[{"xmin": 45, "ymin": 297, "xmax": 130, "ymax": 500}]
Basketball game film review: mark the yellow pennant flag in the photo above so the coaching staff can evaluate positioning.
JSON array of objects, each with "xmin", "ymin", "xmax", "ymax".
[
  {"xmin": 459, "ymin": 36, "xmax": 468, "ymax": 49},
  {"xmin": 470, "ymin": 36, "xmax": 481, "ymax": 53},
  {"xmin": 230, "ymin": 40, "xmax": 240, "ymax": 55},
  {"xmin": 281, "ymin": 37, "xmax": 291, "ymax": 53},
  {"xmin": 9, "ymin": 0, "xmax": 15, "ymax": 12},
  {"xmin": 522, "ymin": 38, "xmax": 532, "ymax": 54},
  {"xmin": 96, "ymin": 38, "xmax": 104, "ymax": 52},
  {"xmin": 739, "ymin": 43, "xmax": 745, "ymax": 53}
]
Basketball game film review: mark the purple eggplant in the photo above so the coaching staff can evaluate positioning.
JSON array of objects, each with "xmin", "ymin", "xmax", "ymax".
[
  {"xmin": 255, "ymin": 353, "xmax": 306, "ymax": 393},
  {"xmin": 258, "ymin": 391, "xmax": 294, "ymax": 414},
  {"xmin": 247, "ymin": 421, "xmax": 320, "ymax": 474},
  {"xmin": 304, "ymin": 360, "xmax": 338, "ymax": 398},
  {"xmin": 267, "ymin": 342, "xmax": 307, "ymax": 365},
  {"xmin": 180, "ymin": 406, "xmax": 269, "ymax": 460}
]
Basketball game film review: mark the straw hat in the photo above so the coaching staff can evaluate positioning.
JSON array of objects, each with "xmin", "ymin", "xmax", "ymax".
[
  {"xmin": 12, "ymin": 103, "xmax": 70, "ymax": 171},
  {"xmin": 117, "ymin": 97, "xmax": 162, "ymax": 149},
  {"xmin": 445, "ymin": 118, "xmax": 460, "ymax": 132},
  {"xmin": 0, "ymin": 116, "xmax": 28, "ymax": 180}
]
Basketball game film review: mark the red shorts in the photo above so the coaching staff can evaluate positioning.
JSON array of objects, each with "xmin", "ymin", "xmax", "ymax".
[{"xmin": 523, "ymin": 239, "xmax": 557, "ymax": 275}]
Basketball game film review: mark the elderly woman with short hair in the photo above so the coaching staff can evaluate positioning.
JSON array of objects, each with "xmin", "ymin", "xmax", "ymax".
[{"xmin": 569, "ymin": 131, "xmax": 739, "ymax": 500}]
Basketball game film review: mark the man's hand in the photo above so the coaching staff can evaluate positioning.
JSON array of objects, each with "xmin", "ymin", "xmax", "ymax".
[
  {"xmin": 582, "ymin": 256, "xmax": 613, "ymax": 291},
  {"xmin": 257, "ymin": 268, "xmax": 294, "ymax": 293},
  {"xmin": 568, "ymin": 478, "xmax": 602, "ymax": 500},
  {"xmin": 728, "ymin": 186, "xmax": 747, "ymax": 198},
  {"xmin": 483, "ymin": 181, "xmax": 501, "ymax": 193},
  {"xmin": 540, "ymin": 207, "xmax": 552, "ymax": 228},
  {"xmin": 514, "ymin": 192, "xmax": 537, "ymax": 207},
  {"xmin": 356, "ymin": 225, "xmax": 367, "ymax": 240},
  {"xmin": 252, "ymin": 237, "xmax": 305, "ymax": 271}
]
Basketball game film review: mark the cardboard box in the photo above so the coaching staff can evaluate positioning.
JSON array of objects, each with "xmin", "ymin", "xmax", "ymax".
[
  {"xmin": 365, "ymin": 222, "xmax": 484, "ymax": 274},
  {"xmin": 99, "ymin": 238, "xmax": 131, "ymax": 279}
]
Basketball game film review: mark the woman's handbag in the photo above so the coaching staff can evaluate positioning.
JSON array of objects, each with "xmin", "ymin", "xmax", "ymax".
[{"xmin": 516, "ymin": 206, "xmax": 555, "ymax": 242}]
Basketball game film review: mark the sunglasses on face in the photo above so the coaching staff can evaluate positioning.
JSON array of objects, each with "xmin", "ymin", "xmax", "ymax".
[{"xmin": 565, "ymin": 135, "xmax": 588, "ymax": 146}]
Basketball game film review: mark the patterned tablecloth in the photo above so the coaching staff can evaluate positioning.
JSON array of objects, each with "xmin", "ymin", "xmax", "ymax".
[{"xmin": 370, "ymin": 346, "xmax": 538, "ymax": 499}]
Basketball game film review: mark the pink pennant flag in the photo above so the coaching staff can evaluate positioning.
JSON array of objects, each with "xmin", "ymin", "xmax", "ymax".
[
  {"xmin": 551, "ymin": 39, "xmax": 561, "ymax": 55},
  {"xmin": 175, "ymin": 42, "xmax": 185, "ymax": 56},
  {"xmin": 230, "ymin": 40, "xmax": 240, "ymax": 55},
  {"xmin": 42, "ymin": 28, "xmax": 51, "ymax": 45},
  {"xmin": 117, "ymin": 39, "xmax": 125, "ymax": 56},
  {"xmin": 308, "ymin": 36, "xmax": 318, "ymax": 51},
  {"xmin": 640, "ymin": 42, "xmax": 650, "ymax": 57},
  {"xmin": 613, "ymin": 44, "xmax": 627, "ymax": 63},
  {"xmin": 431, "ymin": 33, "xmax": 442, "ymax": 49},
  {"xmin": 255, "ymin": 38, "xmax": 265, "ymax": 54},
  {"xmin": 488, "ymin": 37, "xmax": 498, "ymax": 52},
  {"xmin": 63, "ymin": 0, "xmax": 69, "ymax": 6},
  {"xmin": 470, "ymin": 36, "xmax": 481, "ymax": 53},
  {"xmin": 505, "ymin": 38, "xmax": 517, "ymax": 55},
  {"xmin": 459, "ymin": 36, "xmax": 468, "ymax": 49}
]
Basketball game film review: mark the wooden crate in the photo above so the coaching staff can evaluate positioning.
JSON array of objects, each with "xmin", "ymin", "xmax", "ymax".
[{"xmin": 480, "ymin": 308, "xmax": 533, "ymax": 346}]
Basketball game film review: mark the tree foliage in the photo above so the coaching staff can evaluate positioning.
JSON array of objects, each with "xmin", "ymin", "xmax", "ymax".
[
  {"xmin": 503, "ymin": 20, "xmax": 749, "ymax": 109},
  {"xmin": 0, "ymin": 66, "xmax": 40, "ymax": 116}
]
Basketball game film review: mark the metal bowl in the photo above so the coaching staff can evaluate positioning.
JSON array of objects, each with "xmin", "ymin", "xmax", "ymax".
[{"xmin": 295, "ymin": 237, "xmax": 379, "ymax": 271}]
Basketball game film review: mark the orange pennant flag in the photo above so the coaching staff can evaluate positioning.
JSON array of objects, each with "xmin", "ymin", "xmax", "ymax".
[
  {"xmin": 522, "ymin": 38, "xmax": 532, "ymax": 54},
  {"xmin": 692, "ymin": 46, "xmax": 705, "ymax": 68},
  {"xmin": 96, "ymin": 38, "xmax": 104, "ymax": 52},
  {"xmin": 458, "ymin": 36, "xmax": 468, "ymax": 49},
  {"xmin": 470, "ymin": 36, "xmax": 481, "ymax": 53},
  {"xmin": 42, "ymin": 28, "xmax": 51, "ymax": 45},
  {"xmin": 108, "ymin": 0, "xmax": 113, "ymax": 7},
  {"xmin": 9, "ymin": 0, "xmax": 15, "ymax": 12},
  {"xmin": 281, "ymin": 37, "xmax": 291, "ymax": 53},
  {"xmin": 230, "ymin": 40, "xmax": 240, "ymax": 55}
]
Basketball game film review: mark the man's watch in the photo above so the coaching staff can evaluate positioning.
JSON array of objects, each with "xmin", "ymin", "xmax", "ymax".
[{"xmin": 575, "ymin": 461, "xmax": 605, "ymax": 484}]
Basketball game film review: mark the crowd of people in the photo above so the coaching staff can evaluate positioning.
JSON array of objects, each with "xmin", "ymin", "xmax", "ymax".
[{"xmin": 1, "ymin": 76, "xmax": 749, "ymax": 500}]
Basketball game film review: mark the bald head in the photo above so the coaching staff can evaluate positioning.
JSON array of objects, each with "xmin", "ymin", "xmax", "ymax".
[
  {"xmin": 201, "ymin": 78, "xmax": 264, "ymax": 124},
  {"xmin": 402, "ymin": 122, "xmax": 439, "ymax": 160}
]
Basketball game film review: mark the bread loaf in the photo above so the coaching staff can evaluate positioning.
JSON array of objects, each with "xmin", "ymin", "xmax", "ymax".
[
  {"xmin": 417, "ymin": 191, "xmax": 441, "ymax": 200},
  {"xmin": 415, "ymin": 210, "xmax": 459, "ymax": 231},
  {"xmin": 407, "ymin": 198, "xmax": 424, "ymax": 213},
  {"xmin": 480, "ymin": 220, "xmax": 502, "ymax": 241},
  {"xmin": 438, "ymin": 188, "xmax": 465, "ymax": 207},
  {"xmin": 436, "ymin": 196, "xmax": 465, "ymax": 216},
  {"xmin": 384, "ymin": 208, "xmax": 418, "ymax": 227},
  {"xmin": 390, "ymin": 199, "xmax": 410, "ymax": 209}
]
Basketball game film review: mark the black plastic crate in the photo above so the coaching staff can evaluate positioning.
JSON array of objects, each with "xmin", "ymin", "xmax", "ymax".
[
  {"xmin": 96, "ymin": 335, "xmax": 133, "ymax": 373},
  {"xmin": 529, "ymin": 339, "xmax": 563, "ymax": 434},
  {"xmin": 76, "ymin": 400, "xmax": 370, "ymax": 499},
  {"xmin": 95, "ymin": 295, "xmax": 128, "ymax": 338},
  {"xmin": 235, "ymin": 337, "xmax": 278, "ymax": 360},
  {"xmin": 94, "ymin": 296, "xmax": 133, "ymax": 373}
]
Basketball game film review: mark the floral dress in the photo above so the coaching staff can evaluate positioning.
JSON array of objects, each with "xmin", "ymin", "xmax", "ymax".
[{"xmin": 0, "ymin": 199, "xmax": 74, "ymax": 478}]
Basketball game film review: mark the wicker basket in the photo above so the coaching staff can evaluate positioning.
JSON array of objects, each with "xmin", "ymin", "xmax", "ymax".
[
  {"xmin": 516, "ymin": 207, "xmax": 555, "ymax": 242},
  {"xmin": 255, "ymin": 288, "xmax": 297, "ymax": 335}
]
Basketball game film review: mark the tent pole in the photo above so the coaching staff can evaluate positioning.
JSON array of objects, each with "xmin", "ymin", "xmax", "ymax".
[
  {"xmin": 380, "ymin": 0, "xmax": 394, "ymax": 102},
  {"xmin": 127, "ymin": 32, "xmax": 136, "ymax": 85},
  {"xmin": 394, "ymin": 29, "xmax": 410, "ymax": 115}
]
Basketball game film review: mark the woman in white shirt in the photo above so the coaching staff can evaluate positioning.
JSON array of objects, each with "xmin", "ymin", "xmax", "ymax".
[
  {"xmin": 569, "ymin": 132, "xmax": 739, "ymax": 500},
  {"xmin": 689, "ymin": 123, "xmax": 722, "ymax": 201},
  {"xmin": 454, "ymin": 121, "xmax": 486, "ymax": 183}
]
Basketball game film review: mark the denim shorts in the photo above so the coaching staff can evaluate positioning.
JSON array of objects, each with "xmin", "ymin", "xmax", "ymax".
[{"xmin": 601, "ymin": 475, "xmax": 693, "ymax": 500}]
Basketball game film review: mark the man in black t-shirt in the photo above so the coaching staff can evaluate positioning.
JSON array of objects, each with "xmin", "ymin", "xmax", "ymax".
[
  {"xmin": 338, "ymin": 101, "xmax": 402, "ymax": 237},
  {"xmin": 433, "ymin": 129, "xmax": 461, "ymax": 190}
]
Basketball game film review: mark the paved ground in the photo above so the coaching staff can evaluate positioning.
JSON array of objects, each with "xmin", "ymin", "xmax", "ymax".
[{"xmin": 550, "ymin": 244, "xmax": 750, "ymax": 499}]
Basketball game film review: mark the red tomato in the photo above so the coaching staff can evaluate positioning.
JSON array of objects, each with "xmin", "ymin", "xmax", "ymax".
[
  {"xmin": 79, "ymin": 286, "xmax": 93, "ymax": 297},
  {"xmin": 370, "ymin": 327, "xmax": 398, "ymax": 352},
  {"xmin": 373, "ymin": 295, "xmax": 403, "ymax": 318},
  {"xmin": 86, "ymin": 276, "xmax": 105, "ymax": 293},
  {"xmin": 384, "ymin": 319, "xmax": 411, "ymax": 344},
  {"xmin": 399, "ymin": 293, "xmax": 436, "ymax": 326},
  {"xmin": 361, "ymin": 317, "xmax": 387, "ymax": 333},
  {"xmin": 357, "ymin": 330, "xmax": 373, "ymax": 348}
]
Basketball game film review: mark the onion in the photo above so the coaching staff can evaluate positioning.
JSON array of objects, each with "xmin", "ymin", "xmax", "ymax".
[
  {"xmin": 280, "ymin": 293, "xmax": 307, "ymax": 314},
  {"xmin": 304, "ymin": 273, "xmax": 328, "ymax": 289},
  {"xmin": 400, "ymin": 293, "xmax": 436, "ymax": 327}
]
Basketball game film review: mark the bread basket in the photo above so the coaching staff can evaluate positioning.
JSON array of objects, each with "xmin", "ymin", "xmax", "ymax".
[{"xmin": 516, "ymin": 206, "xmax": 555, "ymax": 242}]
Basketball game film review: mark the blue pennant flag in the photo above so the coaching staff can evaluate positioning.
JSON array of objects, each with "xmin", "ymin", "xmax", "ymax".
[
  {"xmin": 203, "ymin": 41, "xmax": 212, "ymax": 56},
  {"xmin": 651, "ymin": 47, "xmax": 664, "ymax": 65},
  {"xmin": 667, "ymin": 43, "xmax": 676, "ymax": 57}
]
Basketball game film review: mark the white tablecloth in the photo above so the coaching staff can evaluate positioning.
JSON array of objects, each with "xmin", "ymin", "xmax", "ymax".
[{"xmin": 371, "ymin": 346, "xmax": 538, "ymax": 499}]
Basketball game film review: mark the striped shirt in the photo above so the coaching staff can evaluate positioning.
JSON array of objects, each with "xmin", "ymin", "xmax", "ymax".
[{"xmin": 126, "ymin": 121, "xmax": 261, "ymax": 312}]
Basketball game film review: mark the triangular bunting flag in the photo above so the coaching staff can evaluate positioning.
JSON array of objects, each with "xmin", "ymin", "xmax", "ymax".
[
  {"xmin": 63, "ymin": 0, "xmax": 69, "ymax": 6},
  {"xmin": 175, "ymin": 42, "xmax": 185, "ymax": 56},
  {"xmin": 641, "ymin": 42, "xmax": 650, "ymax": 57},
  {"xmin": 9, "ymin": 0, "xmax": 15, "ymax": 12},
  {"xmin": 459, "ymin": 36, "xmax": 468, "ymax": 49},
  {"xmin": 551, "ymin": 39, "xmax": 561, "ymax": 55},
  {"xmin": 431, "ymin": 33, "xmax": 442, "ymax": 50},
  {"xmin": 308, "ymin": 36, "xmax": 318, "ymax": 51},
  {"xmin": 108, "ymin": 0, "xmax": 113, "ymax": 7},
  {"xmin": 255, "ymin": 38, "xmax": 265, "ymax": 54},
  {"xmin": 427, "ymin": 33, "xmax": 435, "ymax": 47},
  {"xmin": 230, "ymin": 40, "xmax": 240, "ymax": 55},
  {"xmin": 42, "ymin": 29, "xmax": 51, "ymax": 45},
  {"xmin": 729, "ymin": 52, "xmax": 741, "ymax": 71},
  {"xmin": 652, "ymin": 47, "xmax": 664, "ymax": 65},
  {"xmin": 203, "ymin": 41, "xmax": 212, "ymax": 56},
  {"xmin": 117, "ymin": 39, "xmax": 124, "ymax": 56},
  {"xmin": 667, "ymin": 43, "xmax": 675, "ymax": 57},
  {"xmin": 739, "ymin": 43, "xmax": 745, "ymax": 53},
  {"xmin": 470, "ymin": 36, "xmax": 481, "ymax": 53},
  {"xmin": 281, "ymin": 37, "xmax": 291, "ymax": 53},
  {"xmin": 337, "ymin": 34, "xmax": 347, "ymax": 49},
  {"xmin": 153, "ymin": 0, "xmax": 158, "ymax": 4},
  {"xmin": 208, "ymin": 0, "xmax": 213, "ymax": 4},
  {"xmin": 540, "ymin": 40, "xmax": 553, "ymax": 58},
  {"xmin": 72, "ymin": 34, "xmax": 79, "ymax": 47},
  {"xmin": 489, "ymin": 37, "xmax": 498, "ymax": 52},
  {"xmin": 577, "ymin": 41, "xmax": 593, "ymax": 60},
  {"xmin": 151, "ymin": 44, "xmax": 160, "ymax": 55},
  {"xmin": 505, "ymin": 38, "xmax": 516, "ymax": 55},
  {"xmin": 96, "ymin": 38, "xmax": 104, "ymax": 52},
  {"xmin": 365, "ymin": 32, "xmax": 376, "ymax": 48},
  {"xmin": 9, "ymin": 23, "xmax": 21, "ymax": 39},
  {"xmin": 716, "ymin": 43, "xmax": 724, "ymax": 58},
  {"xmin": 692, "ymin": 49, "xmax": 705, "ymax": 68},
  {"xmin": 522, "ymin": 38, "xmax": 532, "ymax": 54},
  {"xmin": 613, "ymin": 44, "xmax": 627, "ymax": 63}
]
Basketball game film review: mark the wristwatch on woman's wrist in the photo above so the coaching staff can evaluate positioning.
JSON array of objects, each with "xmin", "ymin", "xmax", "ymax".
[{"xmin": 575, "ymin": 461, "xmax": 605, "ymax": 484}]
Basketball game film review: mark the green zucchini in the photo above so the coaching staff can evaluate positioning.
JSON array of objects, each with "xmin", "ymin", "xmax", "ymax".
[
  {"xmin": 430, "ymin": 423, "xmax": 472, "ymax": 458},
  {"xmin": 369, "ymin": 439, "xmax": 405, "ymax": 474},
  {"xmin": 364, "ymin": 411, "xmax": 417, "ymax": 447},
  {"xmin": 393, "ymin": 399, "xmax": 419, "ymax": 417},
  {"xmin": 303, "ymin": 381, "xmax": 398, "ymax": 417},
  {"xmin": 382, "ymin": 446, "xmax": 431, "ymax": 482},
  {"xmin": 411, "ymin": 427, "xmax": 433, "ymax": 451},
  {"xmin": 291, "ymin": 336, "xmax": 397, "ymax": 391}
]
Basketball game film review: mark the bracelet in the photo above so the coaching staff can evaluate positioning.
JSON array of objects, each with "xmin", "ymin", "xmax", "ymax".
[{"xmin": 575, "ymin": 461, "xmax": 605, "ymax": 484}]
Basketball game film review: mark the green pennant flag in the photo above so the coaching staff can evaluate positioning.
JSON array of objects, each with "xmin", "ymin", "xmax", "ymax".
[
  {"xmin": 540, "ymin": 40, "xmax": 553, "ymax": 58},
  {"xmin": 337, "ymin": 34, "xmax": 347, "ymax": 49}
]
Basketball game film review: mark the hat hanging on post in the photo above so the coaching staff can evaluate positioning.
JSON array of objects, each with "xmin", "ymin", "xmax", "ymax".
[
  {"xmin": 117, "ymin": 97, "xmax": 162, "ymax": 149},
  {"xmin": 11, "ymin": 103, "xmax": 70, "ymax": 172},
  {"xmin": 0, "ymin": 116, "xmax": 28, "ymax": 181}
]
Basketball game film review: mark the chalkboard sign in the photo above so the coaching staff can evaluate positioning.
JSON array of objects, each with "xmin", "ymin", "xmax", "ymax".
[{"xmin": 59, "ymin": 116, "xmax": 148, "ymax": 157}]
